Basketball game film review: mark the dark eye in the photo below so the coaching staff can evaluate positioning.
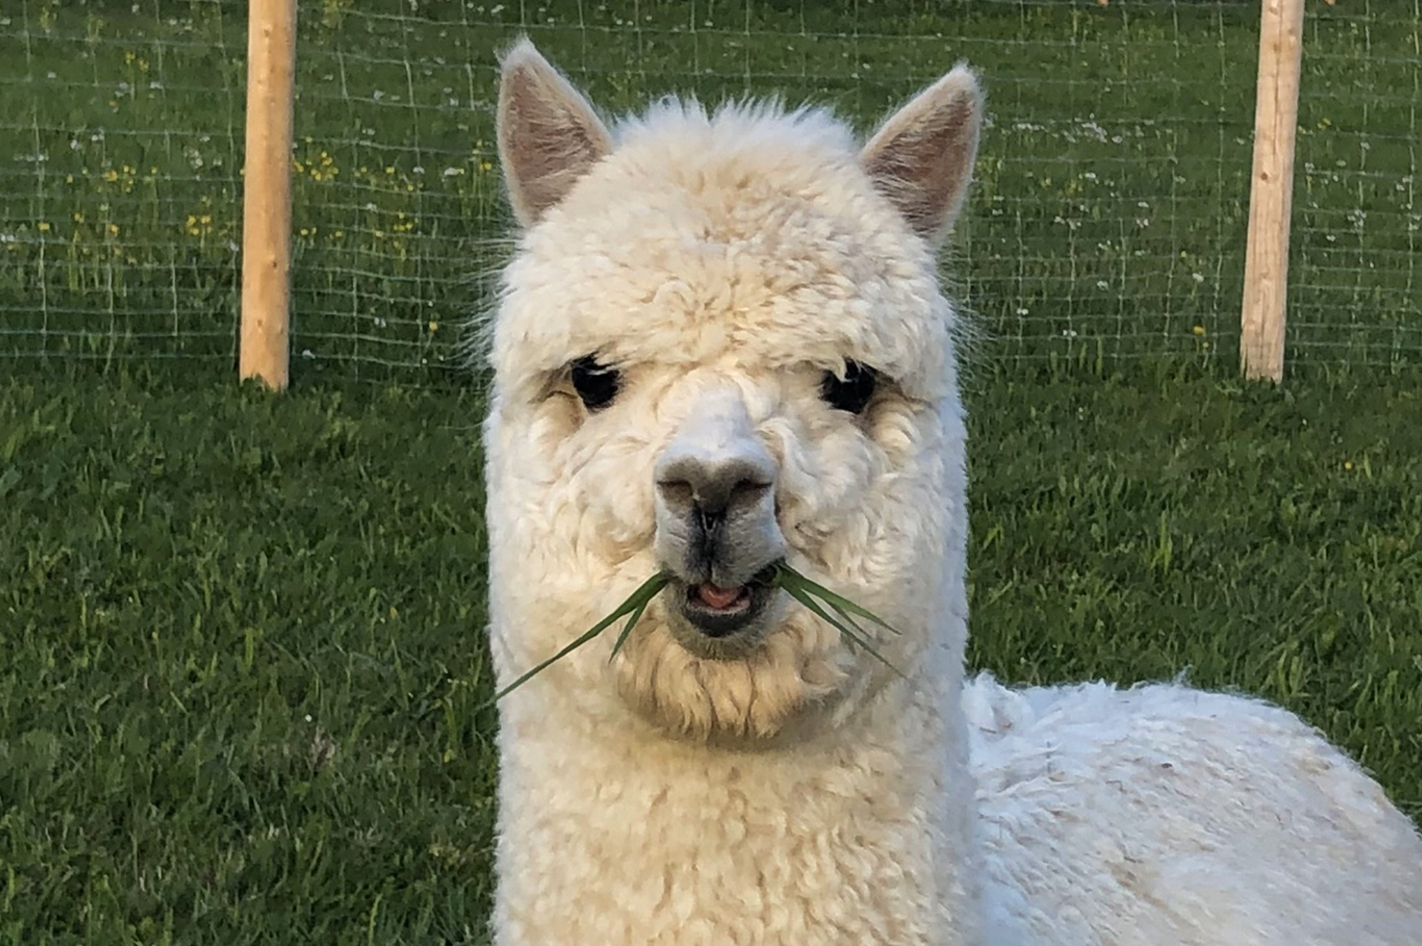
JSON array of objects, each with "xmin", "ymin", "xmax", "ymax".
[
  {"xmin": 570, "ymin": 355, "xmax": 621, "ymax": 411},
  {"xmin": 819, "ymin": 361, "xmax": 878, "ymax": 415}
]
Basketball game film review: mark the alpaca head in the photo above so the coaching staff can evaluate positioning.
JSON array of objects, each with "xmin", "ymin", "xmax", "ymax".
[{"xmin": 482, "ymin": 39, "xmax": 983, "ymax": 745}]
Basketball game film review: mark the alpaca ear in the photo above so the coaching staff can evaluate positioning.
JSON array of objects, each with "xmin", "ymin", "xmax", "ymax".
[
  {"xmin": 860, "ymin": 66, "xmax": 984, "ymax": 243},
  {"xmin": 496, "ymin": 38, "xmax": 613, "ymax": 227}
]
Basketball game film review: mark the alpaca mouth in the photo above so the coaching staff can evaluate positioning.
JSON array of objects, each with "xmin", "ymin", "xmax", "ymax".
[
  {"xmin": 672, "ymin": 565, "xmax": 778, "ymax": 642},
  {"xmin": 694, "ymin": 582, "xmax": 750, "ymax": 612}
]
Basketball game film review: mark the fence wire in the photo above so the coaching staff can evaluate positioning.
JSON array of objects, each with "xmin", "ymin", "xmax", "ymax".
[{"xmin": 1, "ymin": 0, "xmax": 1417, "ymax": 377}]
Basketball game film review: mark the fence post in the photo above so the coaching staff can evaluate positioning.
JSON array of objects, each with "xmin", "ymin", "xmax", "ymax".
[
  {"xmin": 240, "ymin": 0, "xmax": 297, "ymax": 390},
  {"xmin": 1240, "ymin": 0, "xmax": 1305, "ymax": 382}
]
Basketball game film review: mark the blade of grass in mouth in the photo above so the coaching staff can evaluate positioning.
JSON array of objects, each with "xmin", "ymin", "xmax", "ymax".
[
  {"xmin": 491, "ymin": 572, "xmax": 671, "ymax": 702},
  {"xmin": 772, "ymin": 564, "xmax": 907, "ymax": 679},
  {"xmin": 490, "ymin": 562, "xmax": 905, "ymax": 703}
]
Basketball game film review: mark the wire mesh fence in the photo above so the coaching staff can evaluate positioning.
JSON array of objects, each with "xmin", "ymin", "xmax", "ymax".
[
  {"xmin": 1, "ymin": 0, "xmax": 1418, "ymax": 379},
  {"xmin": 1, "ymin": 1, "xmax": 246, "ymax": 364},
  {"xmin": 1292, "ymin": 0, "xmax": 1420, "ymax": 365}
]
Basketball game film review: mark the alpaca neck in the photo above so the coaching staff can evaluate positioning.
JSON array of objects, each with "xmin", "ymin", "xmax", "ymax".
[{"xmin": 491, "ymin": 676, "xmax": 985, "ymax": 946}]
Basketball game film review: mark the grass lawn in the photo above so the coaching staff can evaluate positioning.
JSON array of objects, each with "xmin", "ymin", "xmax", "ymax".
[
  {"xmin": 2, "ymin": 357, "xmax": 1420, "ymax": 944},
  {"xmin": 1, "ymin": 0, "xmax": 1420, "ymax": 943}
]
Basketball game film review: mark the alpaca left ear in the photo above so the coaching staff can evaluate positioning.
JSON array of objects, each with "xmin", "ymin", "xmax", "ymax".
[
  {"xmin": 496, "ymin": 38, "xmax": 613, "ymax": 227},
  {"xmin": 860, "ymin": 66, "xmax": 984, "ymax": 244}
]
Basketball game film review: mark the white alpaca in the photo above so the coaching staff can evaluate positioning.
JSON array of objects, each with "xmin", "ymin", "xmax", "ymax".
[{"xmin": 479, "ymin": 39, "xmax": 1422, "ymax": 945}]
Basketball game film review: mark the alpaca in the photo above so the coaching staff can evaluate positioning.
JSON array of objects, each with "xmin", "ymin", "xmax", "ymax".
[{"xmin": 478, "ymin": 38, "xmax": 1422, "ymax": 945}]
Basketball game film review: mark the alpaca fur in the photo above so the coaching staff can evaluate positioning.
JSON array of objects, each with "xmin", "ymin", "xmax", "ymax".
[{"xmin": 479, "ymin": 39, "xmax": 1422, "ymax": 945}]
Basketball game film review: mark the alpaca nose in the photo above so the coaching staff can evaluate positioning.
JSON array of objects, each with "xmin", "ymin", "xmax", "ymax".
[
  {"xmin": 652, "ymin": 400, "xmax": 785, "ymax": 589},
  {"xmin": 656, "ymin": 456, "xmax": 772, "ymax": 529}
]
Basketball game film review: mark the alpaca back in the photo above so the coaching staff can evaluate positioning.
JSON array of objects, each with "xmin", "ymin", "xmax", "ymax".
[{"xmin": 966, "ymin": 674, "xmax": 1422, "ymax": 944}]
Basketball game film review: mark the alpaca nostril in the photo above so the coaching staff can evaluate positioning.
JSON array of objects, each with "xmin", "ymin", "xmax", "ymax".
[{"xmin": 657, "ymin": 478, "xmax": 696, "ymax": 512}]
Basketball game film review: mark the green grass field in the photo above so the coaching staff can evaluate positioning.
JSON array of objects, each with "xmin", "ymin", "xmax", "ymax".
[
  {"xmin": 3, "ymin": 357, "xmax": 1421, "ymax": 944},
  {"xmin": 1, "ymin": 1, "xmax": 1420, "ymax": 943}
]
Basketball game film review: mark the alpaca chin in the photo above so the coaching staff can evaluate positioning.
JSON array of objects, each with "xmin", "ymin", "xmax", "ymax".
[{"xmin": 609, "ymin": 609, "xmax": 859, "ymax": 744}]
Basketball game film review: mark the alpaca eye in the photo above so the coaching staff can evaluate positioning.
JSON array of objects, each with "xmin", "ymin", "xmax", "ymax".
[
  {"xmin": 569, "ymin": 355, "xmax": 621, "ymax": 411},
  {"xmin": 819, "ymin": 361, "xmax": 878, "ymax": 415}
]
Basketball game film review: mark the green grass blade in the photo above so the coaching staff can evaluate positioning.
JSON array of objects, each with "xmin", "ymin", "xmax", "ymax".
[
  {"xmin": 797, "ymin": 585, "xmax": 870, "ymax": 639},
  {"xmin": 827, "ymin": 601, "xmax": 867, "ymax": 637},
  {"xmin": 607, "ymin": 600, "xmax": 648, "ymax": 662},
  {"xmin": 492, "ymin": 572, "xmax": 670, "ymax": 702},
  {"xmin": 491, "ymin": 613, "xmax": 623, "ymax": 703},
  {"xmin": 493, "ymin": 563, "xmax": 905, "ymax": 702},
  {"xmin": 774, "ymin": 562, "xmax": 901, "ymax": 635},
  {"xmin": 780, "ymin": 583, "xmax": 887, "ymax": 670},
  {"xmin": 778, "ymin": 581, "xmax": 907, "ymax": 679}
]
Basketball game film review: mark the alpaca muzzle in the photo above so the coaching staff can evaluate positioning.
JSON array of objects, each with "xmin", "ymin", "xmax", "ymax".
[{"xmin": 652, "ymin": 404, "xmax": 787, "ymax": 645}]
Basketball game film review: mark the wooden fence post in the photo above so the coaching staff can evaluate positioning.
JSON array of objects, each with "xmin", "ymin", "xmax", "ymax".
[
  {"xmin": 240, "ymin": 0, "xmax": 297, "ymax": 390},
  {"xmin": 1240, "ymin": 0, "xmax": 1306, "ymax": 382}
]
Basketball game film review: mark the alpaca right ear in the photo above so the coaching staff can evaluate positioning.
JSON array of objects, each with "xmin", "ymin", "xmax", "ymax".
[
  {"xmin": 496, "ymin": 39, "xmax": 613, "ymax": 227},
  {"xmin": 859, "ymin": 66, "xmax": 984, "ymax": 244}
]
